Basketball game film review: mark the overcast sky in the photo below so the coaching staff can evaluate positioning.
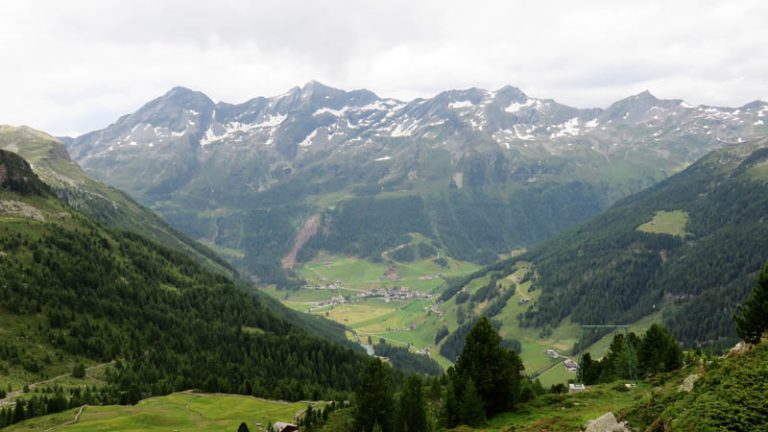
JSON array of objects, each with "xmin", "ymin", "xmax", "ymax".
[{"xmin": 1, "ymin": 0, "xmax": 767, "ymax": 136}]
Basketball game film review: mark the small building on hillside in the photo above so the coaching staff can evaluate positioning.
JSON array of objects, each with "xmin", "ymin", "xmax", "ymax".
[
  {"xmin": 564, "ymin": 359, "xmax": 578, "ymax": 373},
  {"xmin": 273, "ymin": 422, "xmax": 299, "ymax": 432}
]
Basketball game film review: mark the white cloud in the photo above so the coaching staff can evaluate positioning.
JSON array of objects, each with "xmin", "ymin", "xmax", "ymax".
[{"xmin": 0, "ymin": 0, "xmax": 767, "ymax": 135}]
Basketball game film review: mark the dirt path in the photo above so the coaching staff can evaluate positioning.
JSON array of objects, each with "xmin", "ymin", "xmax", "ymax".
[
  {"xmin": 282, "ymin": 214, "xmax": 321, "ymax": 270},
  {"xmin": 41, "ymin": 404, "xmax": 88, "ymax": 432},
  {"xmin": 0, "ymin": 361, "xmax": 114, "ymax": 407}
]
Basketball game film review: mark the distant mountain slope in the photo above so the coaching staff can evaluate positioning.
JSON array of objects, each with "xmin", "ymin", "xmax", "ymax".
[
  {"xmin": 0, "ymin": 125, "xmax": 232, "ymax": 275},
  {"xmin": 450, "ymin": 137, "xmax": 768, "ymax": 348},
  {"xmin": 0, "ymin": 151, "xmax": 368, "ymax": 406},
  {"xmin": 65, "ymin": 83, "xmax": 768, "ymax": 284}
]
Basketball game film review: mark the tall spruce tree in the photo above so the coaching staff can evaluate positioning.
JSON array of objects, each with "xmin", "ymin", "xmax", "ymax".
[
  {"xmin": 638, "ymin": 324, "xmax": 682, "ymax": 376},
  {"xmin": 735, "ymin": 262, "xmax": 768, "ymax": 344},
  {"xmin": 458, "ymin": 378, "xmax": 485, "ymax": 427},
  {"xmin": 452, "ymin": 317, "xmax": 524, "ymax": 419},
  {"xmin": 354, "ymin": 359, "xmax": 395, "ymax": 432},
  {"xmin": 580, "ymin": 352, "xmax": 601, "ymax": 385},
  {"xmin": 396, "ymin": 375, "xmax": 427, "ymax": 432}
]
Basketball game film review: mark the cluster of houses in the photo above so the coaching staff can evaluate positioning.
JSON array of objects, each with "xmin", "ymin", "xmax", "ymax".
[
  {"xmin": 303, "ymin": 281, "xmax": 343, "ymax": 290},
  {"xmin": 546, "ymin": 348, "xmax": 579, "ymax": 373},
  {"xmin": 355, "ymin": 287, "xmax": 433, "ymax": 302},
  {"xmin": 309, "ymin": 287, "xmax": 433, "ymax": 312},
  {"xmin": 316, "ymin": 295, "xmax": 346, "ymax": 308}
]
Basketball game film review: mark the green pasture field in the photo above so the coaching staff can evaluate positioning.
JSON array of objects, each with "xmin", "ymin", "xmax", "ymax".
[
  {"xmin": 636, "ymin": 210, "xmax": 688, "ymax": 237},
  {"xmin": 5, "ymin": 392, "xmax": 318, "ymax": 432}
]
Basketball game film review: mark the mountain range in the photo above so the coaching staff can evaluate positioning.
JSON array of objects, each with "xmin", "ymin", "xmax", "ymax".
[{"xmin": 63, "ymin": 82, "xmax": 768, "ymax": 284}]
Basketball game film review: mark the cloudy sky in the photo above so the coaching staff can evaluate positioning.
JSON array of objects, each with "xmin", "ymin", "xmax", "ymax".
[{"xmin": 1, "ymin": 0, "xmax": 767, "ymax": 136}]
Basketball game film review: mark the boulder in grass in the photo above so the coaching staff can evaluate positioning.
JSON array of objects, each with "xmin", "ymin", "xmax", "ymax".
[{"xmin": 584, "ymin": 412, "xmax": 630, "ymax": 432}]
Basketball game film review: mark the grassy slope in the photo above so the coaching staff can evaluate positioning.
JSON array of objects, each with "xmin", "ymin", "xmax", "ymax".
[
  {"xmin": 446, "ymin": 343, "xmax": 768, "ymax": 431},
  {"xmin": 5, "ymin": 393, "xmax": 315, "ymax": 432},
  {"xmin": 636, "ymin": 210, "xmax": 688, "ymax": 236}
]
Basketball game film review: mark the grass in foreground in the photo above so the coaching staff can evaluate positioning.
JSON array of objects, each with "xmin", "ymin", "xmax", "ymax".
[
  {"xmin": 6, "ymin": 392, "xmax": 316, "ymax": 432},
  {"xmin": 450, "ymin": 382, "xmax": 651, "ymax": 432}
]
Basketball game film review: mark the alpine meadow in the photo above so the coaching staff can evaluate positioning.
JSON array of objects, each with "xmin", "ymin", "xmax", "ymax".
[{"xmin": 1, "ymin": 1, "xmax": 768, "ymax": 431}]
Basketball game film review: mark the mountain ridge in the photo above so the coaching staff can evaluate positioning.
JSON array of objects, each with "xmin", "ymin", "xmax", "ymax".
[
  {"xmin": 63, "ymin": 82, "xmax": 768, "ymax": 284},
  {"xmin": 0, "ymin": 124, "xmax": 233, "ymax": 275}
]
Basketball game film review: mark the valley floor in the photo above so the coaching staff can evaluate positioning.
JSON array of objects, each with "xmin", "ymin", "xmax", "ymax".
[{"xmin": 265, "ymin": 253, "xmax": 662, "ymax": 387}]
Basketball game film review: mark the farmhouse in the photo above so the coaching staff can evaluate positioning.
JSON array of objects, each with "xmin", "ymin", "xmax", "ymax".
[
  {"xmin": 564, "ymin": 359, "xmax": 578, "ymax": 373},
  {"xmin": 384, "ymin": 266, "xmax": 399, "ymax": 280},
  {"xmin": 273, "ymin": 421, "xmax": 299, "ymax": 432}
]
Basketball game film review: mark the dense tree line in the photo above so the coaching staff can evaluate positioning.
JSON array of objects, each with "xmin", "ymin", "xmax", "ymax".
[
  {"xmin": 579, "ymin": 324, "xmax": 683, "ymax": 385},
  {"xmin": 389, "ymin": 242, "xmax": 437, "ymax": 262},
  {"xmin": 306, "ymin": 195, "xmax": 431, "ymax": 261},
  {"xmin": 0, "ymin": 217, "xmax": 371, "ymax": 425}
]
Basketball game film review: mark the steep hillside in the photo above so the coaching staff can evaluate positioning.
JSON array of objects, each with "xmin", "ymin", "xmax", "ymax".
[
  {"xmin": 626, "ymin": 342, "xmax": 768, "ymax": 431},
  {"xmin": 65, "ymin": 83, "xmax": 768, "ymax": 284},
  {"xmin": 0, "ymin": 125, "xmax": 231, "ymax": 275},
  {"xmin": 446, "ymin": 137, "xmax": 768, "ymax": 349},
  {"xmin": 0, "ymin": 151, "xmax": 369, "ymax": 425}
]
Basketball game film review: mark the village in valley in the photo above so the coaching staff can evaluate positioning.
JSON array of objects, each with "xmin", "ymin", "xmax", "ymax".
[{"xmin": 262, "ymin": 255, "xmax": 582, "ymax": 386}]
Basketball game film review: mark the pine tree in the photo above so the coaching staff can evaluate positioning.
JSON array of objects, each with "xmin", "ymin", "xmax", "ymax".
[
  {"xmin": 580, "ymin": 352, "xmax": 601, "ymax": 385},
  {"xmin": 397, "ymin": 375, "xmax": 427, "ymax": 432},
  {"xmin": 72, "ymin": 362, "xmax": 86, "ymax": 379},
  {"xmin": 454, "ymin": 316, "xmax": 524, "ymax": 417},
  {"xmin": 735, "ymin": 262, "xmax": 768, "ymax": 344},
  {"xmin": 458, "ymin": 378, "xmax": 485, "ymax": 427},
  {"xmin": 237, "ymin": 422, "xmax": 250, "ymax": 432},
  {"xmin": 354, "ymin": 359, "xmax": 395, "ymax": 432},
  {"xmin": 638, "ymin": 324, "xmax": 682, "ymax": 376},
  {"xmin": 12, "ymin": 400, "xmax": 25, "ymax": 424},
  {"xmin": 428, "ymin": 378, "xmax": 442, "ymax": 400},
  {"xmin": 441, "ymin": 368, "xmax": 460, "ymax": 428}
]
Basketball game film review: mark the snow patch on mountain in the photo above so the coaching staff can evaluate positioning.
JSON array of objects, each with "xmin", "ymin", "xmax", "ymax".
[
  {"xmin": 550, "ymin": 118, "xmax": 580, "ymax": 138},
  {"xmin": 256, "ymin": 114, "xmax": 287, "ymax": 127},
  {"xmin": 504, "ymin": 98, "xmax": 536, "ymax": 113},
  {"xmin": 449, "ymin": 100, "xmax": 474, "ymax": 109},
  {"xmin": 390, "ymin": 118, "xmax": 419, "ymax": 137},
  {"xmin": 299, "ymin": 129, "xmax": 319, "ymax": 147}
]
